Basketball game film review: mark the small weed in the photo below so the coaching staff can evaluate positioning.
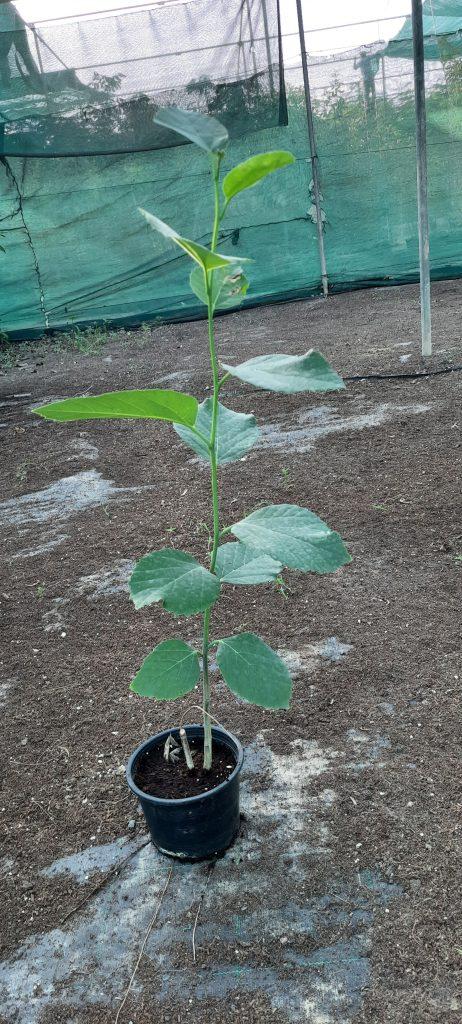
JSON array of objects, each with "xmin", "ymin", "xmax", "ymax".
[
  {"xmin": 137, "ymin": 318, "xmax": 164, "ymax": 345},
  {"xmin": 63, "ymin": 324, "xmax": 111, "ymax": 355},
  {"xmin": 36, "ymin": 584, "xmax": 46, "ymax": 599},
  {"xmin": 273, "ymin": 575, "xmax": 292, "ymax": 599},
  {"xmin": 15, "ymin": 462, "xmax": 29, "ymax": 484},
  {"xmin": 196, "ymin": 521, "xmax": 213, "ymax": 548},
  {"xmin": 0, "ymin": 332, "xmax": 20, "ymax": 371}
]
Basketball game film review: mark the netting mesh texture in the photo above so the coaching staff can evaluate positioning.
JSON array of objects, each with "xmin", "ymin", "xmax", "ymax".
[
  {"xmin": 1, "ymin": 0, "xmax": 462, "ymax": 339},
  {"xmin": 0, "ymin": 0, "xmax": 286, "ymax": 156}
]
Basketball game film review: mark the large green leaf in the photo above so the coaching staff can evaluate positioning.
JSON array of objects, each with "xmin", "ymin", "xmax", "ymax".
[
  {"xmin": 222, "ymin": 151, "xmax": 295, "ymax": 202},
  {"xmin": 174, "ymin": 399, "xmax": 260, "ymax": 465},
  {"xmin": 154, "ymin": 106, "xmax": 228, "ymax": 153},
  {"xmin": 130, "ymin": 549, "xmax": 220, "ymax": 616},
  {"xmin": 221, "ymin": 350, "xmax": 345, "ymax": 394},
  {"xmin": 189, "ymin": 264, "xmax": 249, "ymax": 310},
  {"xmin": 131, "ymin": 639, "xmax": 200, "ymax": 699},
  {"xmin": 231, "ymin": 504, "xmax": 351, "ymax": 573},
  {"xmin": 216, "ymin": 632, "xmax": 292, "ymax": 709},
  {"xmin": 140, "ymin": 209, "xmax": 247, "ymax": 273},
  {"xmin": 36, "ymin": 388, "xmax": 198, "ymax": 425},
  {"xmin": 215, "ymin": 543, "xmax": 282, "ymax": 585}
]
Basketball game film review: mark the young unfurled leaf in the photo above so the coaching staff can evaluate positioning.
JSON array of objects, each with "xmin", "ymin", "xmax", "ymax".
[
  {"xmin": 174, "ymin": 399, "xmax": 259, "ymax": 465},
  {"xmin": 222, "ymin": 151, "xmax": 295, "ymax": 202},
  {"xmin": 216, "ymin": 632, "xmax": 292, "ymax": 709},
  {"xmin": 154, "ymin": 106, "xmax": 228, "ymax": 154},
  {"xmin": 130, "ymin": 549, "xmax": 220, "ymax": 616},
  {"xmin": 215, "ymin": 543, "xmax": 282, "ymax": 585},
  {"xmin": 36, "ymin": 388, "xmax": 198, "ymax": 426},
  {"xmin": 140, "ymin": 208, "xmax": 247, "ymax": 273},
  {"xmin": 231, "ymin": 504, "xmax": 351, "ymax": 573},
  {"xmin": 190, "ymin": 264, "xmax": 249, "ymax": 311},
  {"xmin": 131, "ymin": 639, "xmax": 200, "ymax": 699},
  {"xmin": 221, "ymin": 350, "xmax": 345, "ymax": 394}
]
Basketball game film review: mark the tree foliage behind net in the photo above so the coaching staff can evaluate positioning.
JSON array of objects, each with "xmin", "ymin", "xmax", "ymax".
[{"xmin": 0, "ymin": 0, "xmax": 286, "ymax": 157}]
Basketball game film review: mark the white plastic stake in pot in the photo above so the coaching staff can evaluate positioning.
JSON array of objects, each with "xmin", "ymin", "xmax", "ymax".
[{"xmin": 179, "ymin": 727, "xmax": 195, "ymax": 770}]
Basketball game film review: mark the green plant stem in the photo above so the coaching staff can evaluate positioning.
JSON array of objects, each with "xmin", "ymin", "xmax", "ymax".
[
  {"xmin": 210, "ymin": 153, "xmax": 222, "ymax": 251},
  {"xmin": 201, "ymin": 154, "xmax": 223, "ymax": 771}
]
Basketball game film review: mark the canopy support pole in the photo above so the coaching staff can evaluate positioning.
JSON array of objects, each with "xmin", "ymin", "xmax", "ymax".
[
  {"xmin": 261, "ymin": 0, "xmax": 275, "ymax": 96},
  {"xmin": 411, "ymin": 0, "xmax": 432, "ymax": 357},
  {"xmin": 30, "ymin": 25, "xmax": 52, "ymax": 114},
  {"xmin": 295, "ymin": 0, "xmax": 328, "ymax": 297}
]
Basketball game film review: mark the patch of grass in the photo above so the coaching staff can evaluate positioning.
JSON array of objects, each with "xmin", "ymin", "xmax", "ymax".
[
  {"xmin": 61, "ymin": 324, "xmax": 111, "ymax": 355},
  {"xmin": 0, "ymin": 318, "xmax": 165, "ymax": 374},
  {"xmin": 0, "ymin": 323, "xmax": 113, "ymax": 371}
]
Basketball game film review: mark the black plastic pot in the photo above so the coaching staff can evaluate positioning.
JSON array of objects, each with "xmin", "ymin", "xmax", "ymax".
[{"xmin": 126, "ymin": 725, "xmax": 244, "ymax": 860}]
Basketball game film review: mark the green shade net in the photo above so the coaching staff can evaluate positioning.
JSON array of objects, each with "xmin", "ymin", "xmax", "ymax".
[
  {"xmin": 382, "ymin": 0, "xmax": 462, "ymax": 60},
  {"xmin": 1, "ymin": 0, "xmax": 462, "ymax": 339}
]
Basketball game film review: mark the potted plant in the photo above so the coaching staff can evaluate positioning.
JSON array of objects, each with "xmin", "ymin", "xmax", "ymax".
[{"xmin": 37, "ymin": 107, "xmax": 350, "ymax": 860}]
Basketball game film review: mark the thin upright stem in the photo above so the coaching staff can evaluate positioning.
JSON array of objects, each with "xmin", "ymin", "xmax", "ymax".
[
  {"xmin": 201, "ymin": 154, "xmax": 223, "ymax": 771},
  {"xmin": 210, "ymin": 154, "xmax": 222, "ymax": 252}
]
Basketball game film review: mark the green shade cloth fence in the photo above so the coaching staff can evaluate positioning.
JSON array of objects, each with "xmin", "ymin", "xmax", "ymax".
[{"xmin": 1, "ymin": 0, "xmax": 462, "ymax": 338}]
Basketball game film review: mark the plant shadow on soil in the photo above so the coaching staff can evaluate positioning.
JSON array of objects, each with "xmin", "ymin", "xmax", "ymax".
[{"xmin": 0, "ymin": 281, "xmax": 461, "ymax": 1023}]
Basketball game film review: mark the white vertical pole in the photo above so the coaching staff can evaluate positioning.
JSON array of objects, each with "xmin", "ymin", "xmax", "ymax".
[
  {"xmin": 295, "ymin": 0, "xmax": 328, "ymax": 297},
  {"xmin": 411, "ymin": 0, "xmax": 432, "ymax": 357}
]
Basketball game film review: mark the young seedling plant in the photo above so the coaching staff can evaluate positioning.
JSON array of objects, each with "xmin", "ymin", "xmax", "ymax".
[{"xmin": 37, "ymin": 107, "xmax": 350, "ymax": 773}]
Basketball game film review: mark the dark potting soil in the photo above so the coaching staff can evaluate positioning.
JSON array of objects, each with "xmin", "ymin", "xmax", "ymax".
[{"xmin": 134, "ymin": 738, "xmax": 236, "ymax": 798}]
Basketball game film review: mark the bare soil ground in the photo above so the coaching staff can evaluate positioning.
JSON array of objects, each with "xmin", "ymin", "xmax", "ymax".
[{"xmin": 0, "ymin": 280, "xmax": 461, "ymax": 1024}]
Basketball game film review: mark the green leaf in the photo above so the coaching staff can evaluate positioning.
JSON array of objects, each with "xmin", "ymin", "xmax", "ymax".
[
  {"xmin": 221, "ymin": 350, "xmax": 345, "ymax": 394},
  {"xmin": 139, "ymin": 208, "xmax": 247, "ymax": 273},
  {"xmin": 174, "ymin": 399, "xmax": 259, "ymax": 465},
  {"xmin": 222, "ymin": 150, "xmax": 295, "ymax": 202},
  {"xmin": 215, "ymin": 543, "xmax": 282, "ymax": 584},
  {"xmin": 130, "ymin": 549, "xmax": 220, "ymax": 616},
  {"xmin": 131, "ymin": 639, "xmax": 200, "ymax": 699},
  {"xmin": 217, "ymin": 632, "xmax": 292, "ymax": 709},
  {"xmin": 154, "ymin": 106, "xmax": 228, "ymax": 153},
  {"xmin": 189, "ymin": 264, "xmax": 249, "ymax": 310},
  {"xmin": 36, "ymin": 388, "xmax": 198, "ymax": 426},
  {"xmin": 231, "ymin": 504, "xmax": 351, "ymax": 573}
]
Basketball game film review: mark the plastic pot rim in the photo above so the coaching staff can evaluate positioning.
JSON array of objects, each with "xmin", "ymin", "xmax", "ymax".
[{"xmin": 126, "ymin": 723, "xmax": 244, "ymax": 808}]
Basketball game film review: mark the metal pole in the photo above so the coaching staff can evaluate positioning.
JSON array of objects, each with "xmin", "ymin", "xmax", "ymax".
[
  {"xmin": 31, "ymin": 25, "xmax": 51, "ymax": 112},
  {"xmin": 245, "ymin": 0, "xmax": 259, "ymax": 77},
  {"xmin": 261, "ymin": 0, "xmax": 275, "ymax": 96},
  {"xmin": 295, "ymin": 0, "xmax": 328, "ymax": 297},
  {"xmin": 411, "ymin": 0, "xmax": 432, "ymax": 357}
]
